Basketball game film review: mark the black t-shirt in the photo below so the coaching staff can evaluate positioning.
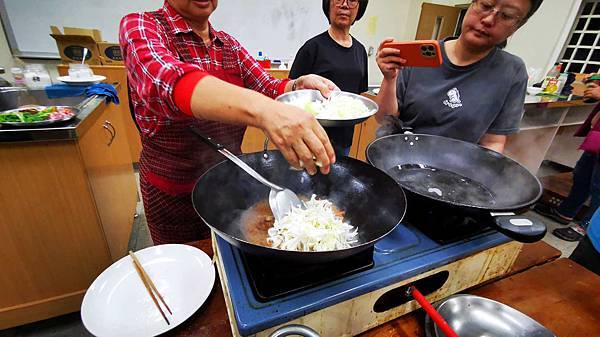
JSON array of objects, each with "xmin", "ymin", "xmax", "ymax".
[{"xmin": 290, "ymin": 31, "xmax": 368, "ymax": 148}]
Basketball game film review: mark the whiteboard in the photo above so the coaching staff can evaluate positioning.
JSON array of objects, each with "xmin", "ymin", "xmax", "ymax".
[{"xmin": 0, "ymin": 0, "xmax": 328, "ymax": 61}]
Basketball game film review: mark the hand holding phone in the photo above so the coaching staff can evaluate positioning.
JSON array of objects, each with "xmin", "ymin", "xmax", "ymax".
[
  {"xmin": 382, "ymin": 40, "xmax": 443, "ymax": 68},
  {"xmin": 376, "ymin": 38, "xmax": 406, "ymax": 80}
]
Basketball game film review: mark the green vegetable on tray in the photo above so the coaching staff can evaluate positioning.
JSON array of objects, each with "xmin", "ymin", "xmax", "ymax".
[{"xmin": 0, "ymin": 106, "xmax": 56, "ymax": 123}]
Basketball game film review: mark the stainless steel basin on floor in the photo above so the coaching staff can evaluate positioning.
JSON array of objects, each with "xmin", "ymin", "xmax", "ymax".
[
  {"xmin": 425, "ymin": 294, "xmax": 555, "ymax": 337},
  {"xmin": 0, "ymin": 87, "xmax": 84, "ymax": 111}
]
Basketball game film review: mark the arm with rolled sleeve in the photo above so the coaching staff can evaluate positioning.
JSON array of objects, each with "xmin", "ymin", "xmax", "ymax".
[{"xmin": 119, "ymin": 12, "xmax": 208, "ymax": 119}]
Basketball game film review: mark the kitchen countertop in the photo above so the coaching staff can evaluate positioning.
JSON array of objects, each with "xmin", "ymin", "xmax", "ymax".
[
  {"xmin": 166, "ymin": 240, "xmax": 570, "ymax": 337},
  {"xmin": 0, "ymin": 96, "xmax": 104, "ymax": 143},
  {"xmin": 0, "ymin": 84, "xmax": 120, "ymax": 143}
]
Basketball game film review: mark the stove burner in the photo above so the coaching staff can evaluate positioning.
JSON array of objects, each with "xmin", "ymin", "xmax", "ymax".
[
  {"xmin": 240, "ymin": 247, "xmax": 375, "ymax": 302},
  {"xmin": 406, "ymin": 210, "xmax": 492, "ymax": 244}
]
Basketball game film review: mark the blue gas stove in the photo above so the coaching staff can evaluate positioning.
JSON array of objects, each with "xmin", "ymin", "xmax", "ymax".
[{"xmin": 214, "ymin": 223, "xmax": 513, "ymax": 336}]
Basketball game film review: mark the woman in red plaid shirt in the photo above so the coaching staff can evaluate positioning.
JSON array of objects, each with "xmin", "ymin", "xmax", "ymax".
[{"xmin": 120, "ymin": 0, "xmax": 338, "ymax": 244}]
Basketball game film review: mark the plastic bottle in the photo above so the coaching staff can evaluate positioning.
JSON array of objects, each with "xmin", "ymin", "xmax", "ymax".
[
  {"xmin": 542, "ymin": 63, "xmax": 562, "ymax": 93},
  {"xmin": 23, "ymin": 64, "xmax": 52, "ymax": 89},
  {"xmin": 256, "ymin": 51, "xmax": 271, "ymax": 69},
  {"xmin": 547, "ymin": 63, "xmax": 561, "ymax": 78},
  {"xmin": 10, "ymin": 67, "xmax": 25, "ymax": 86}
]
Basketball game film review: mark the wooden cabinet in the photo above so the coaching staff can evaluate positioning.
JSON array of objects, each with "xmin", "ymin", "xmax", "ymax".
[
  {"xmin": 0, "ymin": 98, "xmax": 138, "ymax": 329},
  {"xmin": 349, "ymin": 116, "xmax": 380, "ymax": 161},
  {"xmin": 57, "ymin": 65, "xmax": 142, "ymax": 163},
  {"xmin": 266, "ymin": 69, "xmax": 289, "ymax": 79},
  {"xmin": 78, "ymin": 101, "xmax": 138, "ymax": 258}
]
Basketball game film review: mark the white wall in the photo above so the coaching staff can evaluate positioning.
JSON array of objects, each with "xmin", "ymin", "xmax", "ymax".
[
  {"xmin": 0, "ymin": 1, "xmax": 585, "ymax": 86},
  {"xmin": 505, "ymin": 0, "xmax": 582, "ymax": 79},
  {"xmin": 0, "ymin": 17, "xmax": 19, "ymax": 81},
  {"xmin": 350, "ymin": 0, "xmax": 413, "ymax": 84},
  {"xmin": 350, "ymin": 0, "xmax": 462, "ymax": 84},
  {"xmin": 0, "ymin": 17, "xmax": 60, "ymax": 82}
]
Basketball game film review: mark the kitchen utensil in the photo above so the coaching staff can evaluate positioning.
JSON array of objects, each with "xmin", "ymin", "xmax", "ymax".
[
  {"xmin": 425, "ymin": 294, "xmax": 556, "ymax": 337},
  {"xmin": 81, "ymin": 244, "xmax": 215, "ymax": 337},
  {"xmin": 367, "ymin": 133, "xmax": 546, "ymax": 243},
  {"xmin": 192, "ymin": 150, "xmax": 406, "ymax": 263},
  {"xmin": 190, "ymin": 125, "xmax": 301, "ymax": 222}
]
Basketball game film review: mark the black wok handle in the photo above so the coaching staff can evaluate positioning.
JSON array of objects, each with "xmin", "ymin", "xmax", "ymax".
[
  {"xmin": 189, "ymin": 125, "xmax": 224, "ymax": 150},
  {"xmin": 490, "ymin": 214, "xmax": 547, "ymax": 243}
]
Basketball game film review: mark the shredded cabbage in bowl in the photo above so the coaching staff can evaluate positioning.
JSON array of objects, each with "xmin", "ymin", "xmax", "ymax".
[
  {"xmin": 267, "ymin": 195, "xmax": 358, "ymax": 252},
  {"xmin": 287, "ymin": 95, "xmax": 371, "ymax": 120}
]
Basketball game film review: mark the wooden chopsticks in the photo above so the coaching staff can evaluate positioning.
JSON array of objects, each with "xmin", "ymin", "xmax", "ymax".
[{"xmin": 129, "ymin": 250, "xmax": 173, "ymax": 325}]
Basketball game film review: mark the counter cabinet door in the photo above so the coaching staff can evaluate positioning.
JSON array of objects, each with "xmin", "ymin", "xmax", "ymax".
[{"xmin": 78, "ymin": 103, "xmax": 138, "ymax": 260}]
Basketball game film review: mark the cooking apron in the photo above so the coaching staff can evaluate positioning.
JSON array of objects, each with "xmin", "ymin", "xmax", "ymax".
[{"xmin": 140, "ymin": 11, "xmax": 246, "ymax": 244}]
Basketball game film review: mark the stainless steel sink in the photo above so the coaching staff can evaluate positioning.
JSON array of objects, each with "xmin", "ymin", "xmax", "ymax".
[
  {"xmin": 425, "ymin": 294, "xmax": 556, "ymax": 337},
  {"xmin": 0, "ymin": 87, "xmax": 84, "ymax": 111}
]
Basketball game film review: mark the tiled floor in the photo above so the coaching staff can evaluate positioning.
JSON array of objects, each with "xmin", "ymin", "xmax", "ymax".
[{"xmin": 0, "ymin": 163, "xmax": 586, "ymax": 336}]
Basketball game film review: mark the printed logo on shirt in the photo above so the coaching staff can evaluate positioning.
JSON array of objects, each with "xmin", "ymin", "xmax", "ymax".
[{"xmin": 443, "ymin": 87, "xmax": 463, "ymax": 109}]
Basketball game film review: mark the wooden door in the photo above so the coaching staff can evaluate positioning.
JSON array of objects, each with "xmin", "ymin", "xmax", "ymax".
[{"xmin": 415, "ymin": 3, "xmax": 463, "ymax": 40}]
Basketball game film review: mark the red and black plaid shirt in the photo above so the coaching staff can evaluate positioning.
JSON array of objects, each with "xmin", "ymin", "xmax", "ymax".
[{"xmin": 120, "ymin": 1, "xmax": 289, "ymax": 194}]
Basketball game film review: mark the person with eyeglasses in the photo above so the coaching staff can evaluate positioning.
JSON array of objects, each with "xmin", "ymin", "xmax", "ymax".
[
  {"xmin": 374, "ymin": 0, "xmax": 544, "ymax": 154},
  {"xmin": 289, "ymin": 0, "xmax": 369, "ymax": 158}
]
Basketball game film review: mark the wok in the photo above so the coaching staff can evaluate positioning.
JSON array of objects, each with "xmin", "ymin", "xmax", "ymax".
[
  {"xmin": 366, "ymin": 134, "xmax": 546, "ymax": 243},
  {"xmin": 192, "ymin": 151, "xmax": 406, "ymax": 264}
]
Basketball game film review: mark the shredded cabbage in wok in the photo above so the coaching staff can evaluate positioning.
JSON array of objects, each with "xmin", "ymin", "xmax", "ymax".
[{"xmin": 267, "ymin": 195, "xmax": 358, "ymax": 252}]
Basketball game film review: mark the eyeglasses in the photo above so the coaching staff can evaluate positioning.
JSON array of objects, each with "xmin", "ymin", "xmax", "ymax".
[
  {"xmin": 334, "ymin": 0, "xmax": 359, "ymax": 9},
  {"xmin": 471, "ymin": 0, "xmax": 523, "ymax": 26}
]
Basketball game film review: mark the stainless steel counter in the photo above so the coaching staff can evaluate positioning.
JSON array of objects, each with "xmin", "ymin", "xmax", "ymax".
[{"xmin": 0, "ymin": 87, "xmax": 108, "ymax": 143}]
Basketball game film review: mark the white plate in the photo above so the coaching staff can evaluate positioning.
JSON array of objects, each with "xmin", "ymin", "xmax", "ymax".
[
  {"xmin": 57, "ymin": 75, "xmax": 106, "ymax": 86},
  {"xmin": 81, "ymin": 244, "xmax": 215, "ymax": 337}
]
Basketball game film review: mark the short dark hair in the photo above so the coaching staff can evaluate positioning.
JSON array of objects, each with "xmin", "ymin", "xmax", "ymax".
[
  {"xmin": 322, "ymin": 0, "xmax": 369, "ymax": 24},
  {"xmin": 526, "ymin": 0, "xmax": 543, "ymax": 20}
]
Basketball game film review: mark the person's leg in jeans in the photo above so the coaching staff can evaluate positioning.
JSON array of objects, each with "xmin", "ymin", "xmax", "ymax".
[
  {"xmin": 557, "ymin": 152, "xmax": 596, "ymax": 219},
  {"xmin": 553, "ymin": 152, "xmax": 599, "ymax": 241}
]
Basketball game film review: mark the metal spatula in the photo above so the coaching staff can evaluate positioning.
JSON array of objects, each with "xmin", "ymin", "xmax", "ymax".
[{"xmin": 190, "ymin": 126, "xmax": 301, "ymax": 222}]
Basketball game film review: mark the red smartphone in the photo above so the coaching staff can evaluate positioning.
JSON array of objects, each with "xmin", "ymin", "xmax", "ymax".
[{"xmin": 382, "ymin": 40, "xmax": 443, "ymax": 68}]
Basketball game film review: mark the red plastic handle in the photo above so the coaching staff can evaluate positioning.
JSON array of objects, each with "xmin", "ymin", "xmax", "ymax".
[{"xmin": 409, "ymin": 286, "xmax": 459, "ymax": 337}]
